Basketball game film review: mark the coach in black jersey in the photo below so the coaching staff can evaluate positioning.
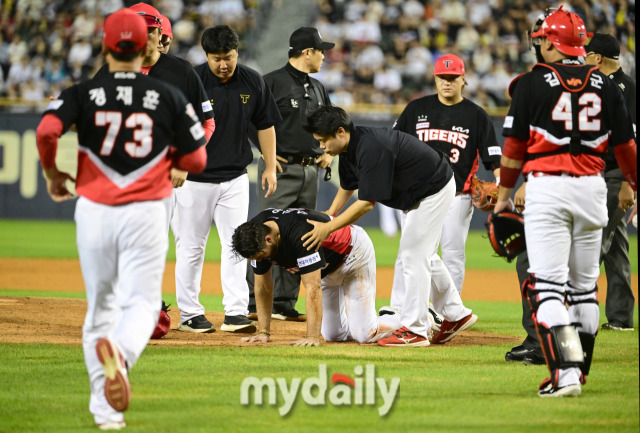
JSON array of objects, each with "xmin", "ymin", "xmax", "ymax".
[
  {"xmin": 172, "ymin": 25, "xmax": 281, "ymax": 334},
  {"xmin": 585, "ymin": 33, "xmax": 637, "ymax": 332},
  {"xmin": 302, "ymin": 106, "xmax": 477, "ymax": 348},
  {"xmin": 393, "ymin": 54, "xmax": 501, "ymax": 296},
  {"xmin": 231, "ymin": 208, "xmax": 401, "ymax": 346},
  {"xmin": 249, "ymin": 27, "xmax": 335, "ymax": 322}
]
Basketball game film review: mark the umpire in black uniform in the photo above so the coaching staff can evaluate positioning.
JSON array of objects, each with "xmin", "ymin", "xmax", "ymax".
[
  {"xmin": 247, "ymin": 27, "xmax": 335, "ymax": 321},
  {"xmin": 585, "ymin": 33, "xmax": 636, "ymax": 331}
]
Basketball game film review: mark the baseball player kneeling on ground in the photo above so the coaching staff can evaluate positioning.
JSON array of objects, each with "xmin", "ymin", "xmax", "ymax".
[
  {"xmin": 36, "ymin": 9, "xmax": 207, "ymax": 429},
  {"xmin": 231, "ymin": 208, "xmax": 402, "ymax": 346}
]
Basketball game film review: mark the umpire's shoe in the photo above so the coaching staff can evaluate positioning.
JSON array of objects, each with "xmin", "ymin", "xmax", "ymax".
[
  {"xmin": 177, "ymin": 315, "xmax": 216, "ymax": 333},
  {"xmin": 221, "ymin": 315, "xmax": 257, "ymax": 333},
  {"xmin": 272, "ymin": 308, "xmax": 307, "ymax": 322}
]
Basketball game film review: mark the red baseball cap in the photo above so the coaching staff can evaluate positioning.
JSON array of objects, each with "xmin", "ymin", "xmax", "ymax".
[
  {"xmin": 129, "ymin": 2, "xmax": 163, "ymax": 28},
  {"xmin": 159, "ymin": 14, "xmax": 172, "ymax": 38},
  {"xmin": 434, "ymin": 54, "xmax": 465, "ymax": 76},
  {"xmin": 103, "ymin": 9, "xmax": 148, "ymax": 53}
]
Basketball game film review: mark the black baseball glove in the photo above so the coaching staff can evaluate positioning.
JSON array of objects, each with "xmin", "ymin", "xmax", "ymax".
[{"xmin": 485, "ymin": 211, "xmax": 526, "ymax": 262}]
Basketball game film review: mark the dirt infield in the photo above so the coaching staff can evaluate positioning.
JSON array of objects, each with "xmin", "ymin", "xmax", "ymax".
[{"xmin": 0, "ymin": 258, "xmax": 636, "ymax": 347}]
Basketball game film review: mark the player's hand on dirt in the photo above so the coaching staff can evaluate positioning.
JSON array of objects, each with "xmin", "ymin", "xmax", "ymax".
[
  {"xmin": 262, "ymin": 168, "xmax": 277, "ymax": 198},
  {"xmin": 240, "ymin": 333, "xmax": 271, "ymax": 343},
  {"xmin": 618, "ymin": 182, "xmax": 634, "ymax": 212},
  {"xmin": 171, "ymin": 168, "xmax": 188, "ymax": 188},
  {"xmin": 301, "ymin": 219, "xmax": 331, "ymax": 251},
  {"xmin": 43, "ymin": 167, "xmax": 75, "ymax": 202},
  {"xmin": 290, "ymin": 336, "xmax": 320, "ymax": 346},
  {"xmin": 315, "ymin": 153, "xmax": 333, "ymax": 169},
  {"xmin": 514, "ymin": 184, "xmax": 526, "ymax": 212}
]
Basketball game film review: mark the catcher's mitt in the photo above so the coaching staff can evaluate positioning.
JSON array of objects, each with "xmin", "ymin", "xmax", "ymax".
[
  {"xmin": 485, "ymin": 211, "xmax": 526, "ymax": 262},
  {"xmin": 151, "ymin": 300, "xmax": 171, "ymax": 339},
  {"xmin": 470, "ymin": 176, "xmax": 499, "ymax": 212}
]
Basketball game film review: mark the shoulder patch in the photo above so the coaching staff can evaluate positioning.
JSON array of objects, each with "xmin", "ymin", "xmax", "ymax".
[
  {"xmin": 202, "ymin": 100, "xmax": 212, "ymax": 112},
  {"xmin": 487, "ymin": 146, "xmax": 502, "ymax": 156},
  {"xmin": 46, "ymin": 99, "xmax": 64, "ymax": 110},
  {"xmin": 297, "ymin": 252, "xmax": 321, "ymax": 268},
  {"xmin": 503, "ymin": 116, "xmax": 514, "ymax": 129}
]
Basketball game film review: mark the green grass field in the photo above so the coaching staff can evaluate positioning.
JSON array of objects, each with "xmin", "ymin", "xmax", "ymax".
[{"xmin": 0, "ymin": 220, "xmax": 638, "ymax": 433}]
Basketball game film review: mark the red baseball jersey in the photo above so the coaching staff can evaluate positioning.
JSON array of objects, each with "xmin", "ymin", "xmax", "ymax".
[
  {"xmin": 503, "ymin": 60, "xmax": 635, "ymax": 176},
  {"xmin": 42, "ymin": 71, "xmax": 207, "ymax": 205}
]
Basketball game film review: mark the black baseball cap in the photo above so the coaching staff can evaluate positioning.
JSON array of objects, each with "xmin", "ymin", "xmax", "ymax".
[
  {"xmin": 585, "ymin": 33, "xmax": 620, "ymax": 59},
  {"xmin": 289, "ymin": 27, "xmax": 335, "ymax": 51}
]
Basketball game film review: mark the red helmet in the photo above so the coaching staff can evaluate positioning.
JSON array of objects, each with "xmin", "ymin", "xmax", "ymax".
[{"xmin": 530, "ymin": 6, "xmax": 591, "ymax": 57}]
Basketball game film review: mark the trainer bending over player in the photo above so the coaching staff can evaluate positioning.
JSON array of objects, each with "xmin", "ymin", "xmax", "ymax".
[
  {"xmin": 232, "ymin": 208, "xmax": 401, "ymax": 346},
  {"xmin": 302, "ymin": 106, "xmax": 477, "ymax": 347},
  {"xmin": 36, "ymin": 9, "xmax": 207, "ymax": 429}
]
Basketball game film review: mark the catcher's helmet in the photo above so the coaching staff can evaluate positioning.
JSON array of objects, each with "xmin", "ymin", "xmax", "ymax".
[{"xmin": 530, "ymin": 6, "xmax": 591, "ymax": 57}]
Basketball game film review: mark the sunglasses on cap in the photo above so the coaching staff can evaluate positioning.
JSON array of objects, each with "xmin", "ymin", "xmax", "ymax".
[{"xmin": 135, "ymin": 11, "xmax": 162, "ymax": 27}]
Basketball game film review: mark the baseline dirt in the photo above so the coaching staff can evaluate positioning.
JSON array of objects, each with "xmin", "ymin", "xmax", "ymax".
[{"xmin": 1, "ymin": 258, "xmax": 636, "ymax": 348}]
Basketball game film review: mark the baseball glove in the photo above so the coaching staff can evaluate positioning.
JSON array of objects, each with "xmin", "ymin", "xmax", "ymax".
[
  {"xmin": 485, "ymin": 211, "xmax": 526, "ymax": 262},
  {"xmin": 151, "ymin": 300, "xmax": 171, "ymax": 339},
  {"xmin": 470, "ymin": 176, "xmax": 499, "ymax": 212}
]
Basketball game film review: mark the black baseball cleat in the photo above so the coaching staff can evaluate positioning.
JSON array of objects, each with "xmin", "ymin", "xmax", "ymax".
[
  {"xmin": 220, "ymin": 315, "xmax": 257, "ymax": 333},
  {"xmin": 177, "ymin": 315, "xmax": 216, "ymax": 333},
  {"xmin": 522, "ymin": 350, "xmax": 546, "ymax": 365},
  {"xmin": 601, "ymin": 322, "xmax": 634, "ymax": 331},
  {"xmin": 272, "ymin": 308, "xmax": 307, "ymax": 322},
  {"xmin": 247, "ymin": 306, "xmax": 258, "ymax": 321}
]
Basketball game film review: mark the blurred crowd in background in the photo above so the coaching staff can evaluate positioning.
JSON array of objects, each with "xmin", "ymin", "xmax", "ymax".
[{"xmin": 0, "ymin": 0, "xmax": 635, "ymax": 110}]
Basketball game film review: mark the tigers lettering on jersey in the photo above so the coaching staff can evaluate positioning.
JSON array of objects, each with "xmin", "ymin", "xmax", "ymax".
[{"xmin": 416, "ymin": 127, "xmax": 469, "ymax": 149}]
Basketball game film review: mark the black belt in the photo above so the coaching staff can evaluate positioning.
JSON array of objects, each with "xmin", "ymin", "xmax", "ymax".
[{"xmin": 279, "ymin": 155, "xmax": 317, "ymax": 166}]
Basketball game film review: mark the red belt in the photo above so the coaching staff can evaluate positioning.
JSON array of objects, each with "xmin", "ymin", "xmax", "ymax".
[{"xmin": 529, "ymin": 171, "xmax": 603, "ymax": 178}]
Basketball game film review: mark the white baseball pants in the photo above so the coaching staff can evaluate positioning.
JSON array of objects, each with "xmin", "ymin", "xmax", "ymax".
[
  {"xmin": 525, "ymin": 174, "xmax": 607, "ymax": 387},
  {"xmin": 321, "ymin": 225, "xmax": 402, "ymax": 343},
  {"xmin": 173, "ymin": 174, "xmax": 250, "ymax": 321},
  {"xmin": 76, "ymin": 196, "xmax": 170, "ymax": 425},
  {"xmin": 440, "ymin": 194, "xmax": 474, "ymax": 294}
]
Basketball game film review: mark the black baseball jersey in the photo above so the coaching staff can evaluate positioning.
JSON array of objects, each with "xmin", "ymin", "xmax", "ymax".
[
  {"xmin": 189, "ymin": 63, "xmax": 282, "ymax": 182},
  {"xmin": 393, "ymin": 95, "xmax": 501, "ymax": 193},
  {"xmin": 250, "ymin": 208, "xmax": 353, "ymax": 278},
  {"xmin": 603, "ymin": 68, "xmax": 636, "ymax": 172},
  {"xmin": 339, "ymin": 126, "xmax": 453, "ymax": 211},
  {"xmin": 95, "ymin": 53, "xmax": 213, "ymax": 124},
  {"xmin": 43, "ymin": 71, "xmax": 207, "ymax": 204},
  {"xmin": 503, "ymin": 60, "xmax": 635, "ymax": 176},
  {"xmin": 263, "ymin": 63, "xmax": 332, "ymax": 158}
]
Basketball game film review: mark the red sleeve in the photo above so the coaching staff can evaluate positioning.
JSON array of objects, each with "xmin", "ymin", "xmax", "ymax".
[
  {"xmin": 174, "ymin": 146, "xmax": 207, "ymax": 174},
  {"xmin": 614, "ymin": 139, "xmax": 637, "ymax": 191},
  {"xmin": 36, "ymin": 114, "xmax": 64, "ymax": 169},
  {"xmin": 502, "ymin": 136, "xmax": 527, "ymax": 160},
  {"xmin": 202, "ymin": 118, "xmax": 215, "ymax": 142}
]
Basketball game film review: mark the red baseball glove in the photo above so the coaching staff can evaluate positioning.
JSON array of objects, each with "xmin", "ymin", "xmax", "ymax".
[{"xmin": 470, "ymin": 176, "xmax": 499, "ymax": 212}]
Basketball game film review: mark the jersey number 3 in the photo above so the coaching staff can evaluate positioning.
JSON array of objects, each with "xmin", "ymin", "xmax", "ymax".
[
  {"xmin": 95, "ymin": 111, "xmax": 154, "ymax": 158},
  {"xmin": 551, "ymin": 92, "xmax": 602, "ymax": 131}
]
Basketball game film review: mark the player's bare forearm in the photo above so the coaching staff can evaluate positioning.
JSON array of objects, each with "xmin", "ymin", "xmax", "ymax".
[
  {"xmin": 241, "ymin": 271, "xmax": 274, "ymax": 343},
  {"xmin": 326, "ymin": 187, "xmax": 355, "ymax": 216},
  {"xmin": 291, "ymin": 271, "xmax": 322, "ymax": 346},
  {"xmin": 494, "ymin": 155, "xmax": 522, "ymax": 213},
  {"xmin": 258, "ymin": 127, "xmax": 278, "ymax": 197},
  {"xmin": 302, "ymin": 199, "xmax": 373, "ymax": 251}
]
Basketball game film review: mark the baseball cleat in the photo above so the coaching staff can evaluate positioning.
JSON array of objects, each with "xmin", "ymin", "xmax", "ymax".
[
  {"xmin": 97, "ymin": 421, "xmax": 126, "ymax": 431},
  {"xmin": 96, "ymin": 338, "xmax": 130, "ymax": 412},
  {"xmin": 377, "ymin": 326, "xmax": 430, "ymax": 347},
  {"xmin": 220, "ymin": 315, "xmax": 257, "ymax": 333},
  {"xmin": 430, "ymin": 313, "xmax": 478, "ymax": 344},
  {"xmin": 538, "ymin": 378, "xmax": 581, "ymax": 398},
  {"xmin": 271, "ymin": 308, "xmax": 306, "ymax": 322},
  {"xmin": 601, "ymin": 322, "xmax": 634, "ymax": 331},
  {"xmin": 177, "ymin": 315, "xmax": 216, "ymax": 333}
]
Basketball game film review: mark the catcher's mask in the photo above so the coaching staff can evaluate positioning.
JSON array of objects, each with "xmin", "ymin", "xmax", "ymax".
[{"xmin": 485, "ymin": 211, "xmax": 526, "ymax": 262}]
